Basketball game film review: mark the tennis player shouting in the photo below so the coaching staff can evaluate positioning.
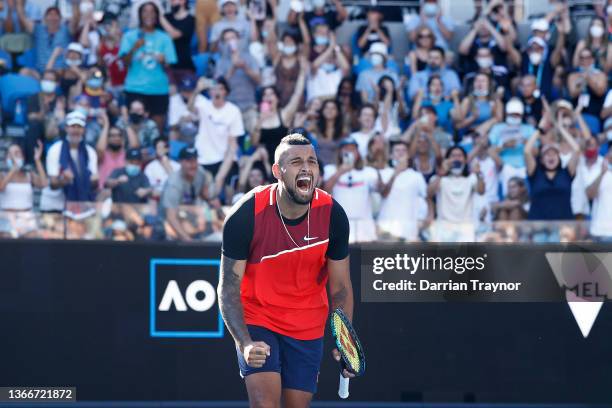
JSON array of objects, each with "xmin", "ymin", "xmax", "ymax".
[{"xmin": 218, "ymin": 134, "xmax": 355, "ymax": 408}]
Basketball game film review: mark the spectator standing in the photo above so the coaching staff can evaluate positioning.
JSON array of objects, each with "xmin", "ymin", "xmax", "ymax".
[
  {"xmin": 378, "ymin": 141, "xmax": 429, "ymax": 241},
  {"xmin": 406, "ymin": 0, "xmax": 455, "ymax": 50},
  {"xmin": 16, "ymin": 0, "xmax": 80, "ymax": 72},
  {"xmin": 0, "ymin": 142, "xmax": 47, "ymax": 211},
  {"xmin": 455, "ymin": 72, "xmax": 503, "ymax": 134},
  {"xmin": 168, "ymin": 74, "xmax": 200, "ymax": 142},
  {"xmin": 587, "ymin": 147, "xmax": 612, "ymax": 241},
  {"xmin": 189, "ymin": 77, "xmax": 244, "ymax": 198},
  {"xmin": 119, "ymin": 2, "xmax": 177, "ymax": 131},
  {"xmin": 215, "ymin": 28, "xmax": 261, "ymax": 132},
  {"xmin": 355, "ymin": 6, "xmax": 390, "ymax": 56},
  {"xmin": 116, "ymin": 99, "xmax": 160, "ymax": 152},
  {"xmin": 567, "ymin": 48, "xmax": 607, "ymax": 123},
  {"xmin": 323, "ymin": 137, "xmax": 380, "ymax": 242},
  {"xmin": 412, "ymin": 75, "xmax": 458, "ymax": 135},
  {"xmin": 209, "ymin": 0, "xmax": 250, "ymax": 51},
  {"xmin": 161, "ymin": 146, "xmax": 214, "ymax": 241},
  {"xmin": 571, "ymin": 17, "xmax": 610, "ymax": 73},
  {"xmin": 105, "ymin": 148, "xmax": 152, "ymax": 203},
  {"xmin": 488, "ymin": 98, "xmax": 535, "ymax": 197},
  {"xmin": 305, "ymin": 29, "xmax": 350, "ymax": 101},
  {"xmin": 312, "ymin": 98, "xmax": 345, "ymax": 166},
  {"xmin": 524, "ymin": 127, "xmax": 580, "ymax": 221},
  {"xmin": 518, "ymin": 75, "xmax": 544, "ymax": 128},
  {"xmin": 356, "ymin": 43, "xmax": 398, "ymax": 103},
  {"xmin": 98, "ymin": 14, "xmax": 128, "ymax": 94},
  {"xmin": 350, "ymin": 103, "xmax": 381, "ymax": 160},
  {"xmin": 572, "ymin": 136, "xmax": 605, "ymax": 218},
  {"xmin": 519, "ymin": 36, "xmax": 564, "ymax": 101},
  {"xmin": 428, "ymin": 146, "xmax": 485, "ymax": 223},
  {"xmin": 144, "ymin": 137, "xmax": 180, "ymax": 199},
  {"xmin": 301, "ymin": 0, "xmax": 347, "ymax": 33},
  {"xmin": 97, "ymin": 116, "xmax": 139, "ymax": 190},
  {"xmin": 46, "ymin": 111, "xmax": 99, "ymax": 206},
  {"xmin": 160, "ymin": 0, "xmax": 196, "ymax": 83}
]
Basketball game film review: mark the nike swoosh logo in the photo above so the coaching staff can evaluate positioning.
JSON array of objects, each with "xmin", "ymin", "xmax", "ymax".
[{"xmin": 303, "ymin": 236, "xmax": 319, "ymax": 241}]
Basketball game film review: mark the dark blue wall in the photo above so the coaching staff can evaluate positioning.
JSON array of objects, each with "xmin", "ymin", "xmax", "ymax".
[{"xmin": 0, "ymin": 240, "xmax": 611, "ymax": 404}]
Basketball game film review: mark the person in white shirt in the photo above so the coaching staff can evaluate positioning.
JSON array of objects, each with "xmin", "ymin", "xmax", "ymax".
[
  {"xmin": 323, "ymin": 137, "xmax": 380, "ymax": 243},
  {"xmin": 168, "ymin": 74, "xmax": 202, "ymax": 142},
  {"xmin": 378, "ymin": 141, "xmax": 429, "ymax": 241},
  {"xmin": 42, "ymin": 111, "xmax": 98, "ymax": 211},
  {"xmin": 467, "ymin": 132, "xmax": 503, "ymax": 222},
  {"xmin": 188, "ymin": 76, "xmax": 244, "ymax": 199},
  {"xmin": 428, "ymin": 145, "xmax": 485, "ymax": 223},
  {"xmin": 0, "ymin": 142, "xmax": 47, "ymax": 211},
  {"xmin": 144, "ymin": 137, "xmax": 180, "ymax": 199},
  {"xmin": 572, "ymin": 136, "xmax": 605, "ymax": 217},
  {"xmin": 586, "ymin": 146, "xmax": 612, "ymax": 241}
]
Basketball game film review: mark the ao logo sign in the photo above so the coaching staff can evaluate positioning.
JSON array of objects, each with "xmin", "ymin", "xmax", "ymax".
[
  {"xmin": 150, "ymin": 258, "xmax": 224, "ymax": 338},
  {"xmin": 158, "ymin": 280, "xmax": 217, "ymax": 312}
]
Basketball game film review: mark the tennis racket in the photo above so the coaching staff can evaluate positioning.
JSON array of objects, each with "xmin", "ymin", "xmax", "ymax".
[{"xmin": 330, "ymin": 308, "xmax": 365, "ymax": 399}]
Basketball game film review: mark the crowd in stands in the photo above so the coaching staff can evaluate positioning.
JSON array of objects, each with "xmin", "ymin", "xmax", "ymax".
[{"xmin": 0, "ymin": 0, "xmax": 610, "ymax": 242}]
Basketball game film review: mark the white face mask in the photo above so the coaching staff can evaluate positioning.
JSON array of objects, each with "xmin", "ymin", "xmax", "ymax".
[
  {"xmin": 370, "ymin": 53, "xmax": 384, "ymax": 67},
  {"xmin": 506, "ymin": 116, "xmax": 522, "ymax": 126},
  {"xmin": 41, "ymin": 80, "xmax": 57, "ymax": 93},
  {"xmin": 476, "ymin": 57, "xmax": 493, "ymax": 69},
  {"xmin": 590, "ymin": 25, "xmax": 605, "ymax": 38},
  {"xmin": 473, "ymin": 89, "xmax": 489, "ymax": 97},
  {"xmin": 313, "ymin": 0, "xmax": 325, "ymax": 8},
  {"xmin": 66, "ymin": 58, "xmax": 82, "ymax": 67},
  {"xmin": 606, "ymin": 130, "xmax": 612, "ymax": 141},
  {"xmin": 282, "ymin": 44, "xmax": 297, "ymax": 55},
  {"xmin": 528, "ymin": 52, "xmax": 543, "ymax": 66},
  {"xmin": 80, "ymin": 1, "xmax": 94, "ymax": 15}
]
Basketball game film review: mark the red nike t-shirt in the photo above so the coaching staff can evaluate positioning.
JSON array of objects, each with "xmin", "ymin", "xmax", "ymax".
[{"xmin": 222, "ymin": 184, "xmax": 349, "ymax": 340}]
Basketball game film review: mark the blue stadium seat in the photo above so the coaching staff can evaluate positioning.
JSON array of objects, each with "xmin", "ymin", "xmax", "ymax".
[
  {"xmin": 0, "ymin": 49, "xmax": 12, "ymax": 70},
  {"xmin": 16, "ymin": 48, "xmax": 35, "ymax": 69},
  {"xmin": 581, "ymin": 113, "xmax": 601, "ymax": 135},
  {"xmin": 0, "ymin": 73, "xmax": 40, "ymax": 116},
  {"xmin": 192, "ymin": 52, "xmax": 219, "ymax": 77}
]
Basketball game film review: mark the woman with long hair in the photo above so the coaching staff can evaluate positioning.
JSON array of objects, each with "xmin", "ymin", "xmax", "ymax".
[
  {"xmin": 572, "ymin": 16, "xmax": 611, "ymax": 72},
  {"xmin": 336, "ymin": 77, "xmax": 361, "ymax": 133},
  {"xmin": 314, "ymin": 98, "xmax": 345, "ymax": 166},
  {"xmin": 0, "ymin": 142, "xmax": 47, "ymax": 211},
  {"xmin": 491, "ymin": 177, "xmax": 529, "ymax": 221},
  {"xmin": 454, "ymin": 72, "xmax": 503, "ymax": 133},
  {"xmin": 119, "ymin": 2, "xmax": 177, "ymax": 132},
  {"xmin": 407, "ymin": 25, "xmax": 435, "ymax": 75}
]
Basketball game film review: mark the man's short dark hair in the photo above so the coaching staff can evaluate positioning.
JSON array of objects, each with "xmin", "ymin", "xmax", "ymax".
[
  {"xmin": 216, "ymin": 76, "xmax": 231, "ymax": 94},
  {"xmin": 274, "ymin": 133, "xmax": 312, "ymax": 164},
  {"xmin": 153, "ymin": 136, "xmax": 168, "ymax": 149},
  {"xmin": 430, "ymin": 46, "xmax": 445, "ymax": 58},
  {"xmin": 221, "ymin": 27, "xmax": 240, "ymax": 40}
]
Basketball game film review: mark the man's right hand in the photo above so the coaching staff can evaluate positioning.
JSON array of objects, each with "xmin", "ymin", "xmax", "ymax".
[{"xmin": 242, "ymin": 341, "xmax": 271, "ymax": 368}]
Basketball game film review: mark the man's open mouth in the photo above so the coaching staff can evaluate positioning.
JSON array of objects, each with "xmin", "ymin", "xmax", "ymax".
[{"xmin": 296, "ymin": 175, "xmax": 312, "ymax": 194}]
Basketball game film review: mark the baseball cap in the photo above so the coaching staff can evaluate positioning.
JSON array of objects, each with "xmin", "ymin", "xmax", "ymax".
[
  {"xmin": 67, "ymin": 42, "xmax": 85, "ymax": 55},
  {"xmin": 126, "ymin": 148, "xmax": 142, "ymax": 161},
  {"xmin": 505, "ymin": 99, "xmax": 524, "ymax": 115},
  {"xmin": 339, "ymin": 137, "xmax": 358, "ymax": 148},
  {"xmin": 527, "ymin": 36, "xmax": 547, "ymax": 50},
  {"xmin": 219, "ymin": 0, "xmax": 238, "ymax": 6},
  {"xmin": 368, "ymin": 42, "xmax": 388, "ymax": 56},
  {"xmin": 66, "ymin": 111, "xmax": 86, "ymax": 127},
  {"xmin": 179, "ymin": 75, "xmax": 197, "ymax": 91},
  {"xmin": 531, "ymin": 18, "xmax": 550, "ymax": 32},
  {"xmin": 179, "ymin": 146, "xmax": 198, "ymax": 160},
  {"xmin": 556, "ymin": 99, "xmax": 573, "ymax": 112}
]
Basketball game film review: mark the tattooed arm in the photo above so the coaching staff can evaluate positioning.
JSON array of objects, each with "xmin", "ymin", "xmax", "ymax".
[
  {"xmin": 328, "ymin": 256, "xmax": 354, "ymax": 321},
  {"xmin": 218, "ymin": 194, "xmax": 269, "ymax": 366}
]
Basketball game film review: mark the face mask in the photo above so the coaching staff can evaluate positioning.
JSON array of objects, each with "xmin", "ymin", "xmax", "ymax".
[
  {"xmin": 126, "ymin": 164, "xmax": 141, "ymax": 176},
  {"xmin": 579, "ymin": 64, "xmax": 595, "ymax": 72},
  {"xmin": 473, "ymin": 89, "xmax": 489, "ymax": 97},
  {"xmin": 506, "ymin": 116, "xmax": 522, "ymax": 126},
  {"xmin": 75, "ymin": 106, "xmax": 89, "ymax": 117},
  {"xmin": 261, "ymin": 30, "xmax": 269, "ymax": 39},
  {"xmin": 528, "ymin": 52, "xmax": 543, "ymax": 66},
  {"xmin": 607, "ymin": 130, "xmax": 612, "ymax": 141},
  {"xmin": 171, "ymin": 4, "xmax": 182, "ymax": 14},
  {"xmin": 129, "ymin": 113, "xmax": 144, "ymax": 124},
  {"xmin": 314, "ymin": 36, "xmax": 329, "ymax": 46},
  {"xmin": 86, "ymin": 78, "xmax": 103, "ymax": 89},
  {"xmin": 562, "ymin": 117, "xmax": 573, "ymax": 128},
  {"xmin": 585, "ymin": 147, "xmax": 599, "ymax": 159},
  {"xmin": 423, "ymin": 3, "xmax": 438, "ymax": 17},
  {"xmin": 108, "ymin": 143, "xmax": 122, "ymax": 152},
  {"xmin": 370, "ymin": 53, "xmax": 384, "ymax": 67},
  {"xmin": 450, "ymin": 160, "xmax": 464, "ymax": 175},
  {"xmin": 282, "ymin": 44, "xmax": 297, "ymax": 55},
  {"xmin": 228, "ymin": 39, "xmax": 239, "ymax": 51},
  {"xmin": 313, "ymin": 0, "xmax": 325, "ymax": 8},
  {"xmin": 41, "ymin": 80, "xmax": 57, "ymax": 93},
  {"xmin": 476, "ymin": 57, "xmax": 493, "ymax": 69},
  {"xmin": 608, "ymin": 163, "xmax": 612, "ymax": 172},
  {"xmin": 7, "ymin": 158, "xmax": 23, "ymax": 170},
  {"xmin": 321, "ymin": 62, "xmax": 336, "ymax": 73},
  {"xmin": 66, "ymin": 58, "xmax": 82, "ymax": 67},
  {"xmin": 590, "ymin": 25, "xmax": 604, "ymax": 38}
]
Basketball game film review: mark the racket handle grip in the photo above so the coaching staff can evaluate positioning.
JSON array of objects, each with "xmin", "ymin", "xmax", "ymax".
[{"xmin": 338, "ymin": 373, "xmax": 350, "ymax": 399}]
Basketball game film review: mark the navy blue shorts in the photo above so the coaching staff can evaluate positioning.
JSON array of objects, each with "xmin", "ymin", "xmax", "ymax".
[{"xmin": 236, "ymin": 325, "xmax": 324, "ymax": 394}]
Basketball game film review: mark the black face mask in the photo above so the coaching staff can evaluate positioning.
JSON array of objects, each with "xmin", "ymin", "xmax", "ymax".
[
  {"xmin": 108, "ymin": 143, "xmax": 122, "ymax": 152},
  {"xmin": 129, "ymin": 113, "xmax": 144, "ymax": 124},
  {"xmin": 171, "ymin": 4, "xmax": 181, "ymax": 14}
]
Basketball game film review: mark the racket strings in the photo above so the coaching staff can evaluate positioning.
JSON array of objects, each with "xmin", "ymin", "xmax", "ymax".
[{"xmin": 333, "ymin": 315, "xmax": 361, "ymax": 372}]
